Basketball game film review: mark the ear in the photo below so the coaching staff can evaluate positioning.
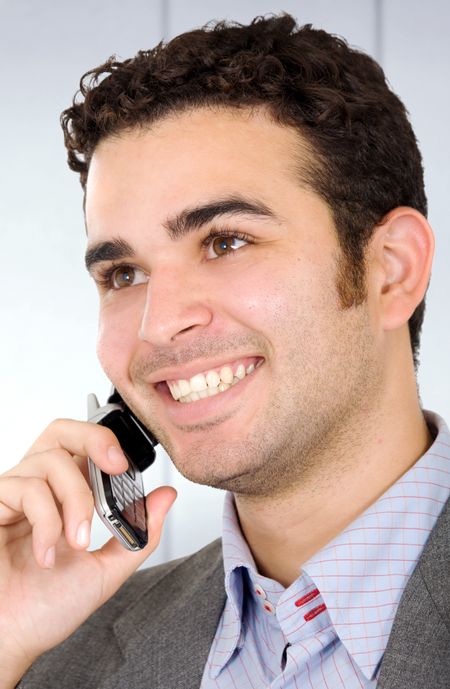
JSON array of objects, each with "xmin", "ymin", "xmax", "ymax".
[{"xmin": 369, "ymin": 207, "xmax": 435, "ymax": 331}]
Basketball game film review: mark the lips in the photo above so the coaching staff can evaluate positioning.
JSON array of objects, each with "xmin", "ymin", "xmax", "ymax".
[{"xmin": 148, "ymin": 354, "xmax": 265, "ymax": 427}]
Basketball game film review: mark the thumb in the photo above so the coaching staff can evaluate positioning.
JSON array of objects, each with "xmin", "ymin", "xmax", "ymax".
[
  {"xmin": 93, "ymin": 485, "xmax": 177, "ymax": 600},
  {"xmin": 146, "ymin": 485, "xmax": 178, "ymax": 551}
]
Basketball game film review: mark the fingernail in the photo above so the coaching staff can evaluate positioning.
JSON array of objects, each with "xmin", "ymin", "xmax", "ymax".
[
  {"xmin": 44, "ymin": 546, "xmax": 55, "ymax": 568},
  {"xmin": 76, "ymin": 520, "xmax": 90, "ymax": 547},
  {"xmin": 108, "ymin": 445, "xmax": 127, "ymax": 465}
]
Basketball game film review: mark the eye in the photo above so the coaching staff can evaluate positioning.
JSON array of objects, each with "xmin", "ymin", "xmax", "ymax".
[
  {"xmin": 205, "ymin": 233, "xmax": 250, "ymax": 259},
  {"xmin": 108, "ymin": 265, "xmax": 148, "ymax": 290}
]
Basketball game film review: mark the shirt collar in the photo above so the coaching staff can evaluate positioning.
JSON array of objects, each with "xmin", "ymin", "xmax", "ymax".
[
  {"xmin": 301, "ymin": 410, "xmax": 450, "ymax": 679},
  {"xmin": 207, "ymin": 493, "xmax": 256, "ymax": 679},
  {"xmin": 212, "ymin": 410, "xmax": 450, "ymax": 680}
]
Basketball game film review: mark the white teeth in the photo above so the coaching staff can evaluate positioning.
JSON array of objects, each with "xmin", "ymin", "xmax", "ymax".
[
  {"xmin": 178, "ymin": 379, "xmax": 191, "ymax": 396},
  {"xmin": 235, "ymin": 364, "xmax": 245, "ymax": 380},
  {"xmin": 167, "ymin": 359, "xmax": 262, "ymax": 403},
  {"xmin": 206, "ymin": 370, "xmax": 220, "ymax": 388},
  {"xmin": 171, "ymin": 381, "xmax": 181, "ymax": 400},
  {"xmin": 190, "ymin": 373, "xmax": 207, "ymax": 392},
  {"xmin": 220, "ymin": 366, "xmax": 234, "ymax": 385}
]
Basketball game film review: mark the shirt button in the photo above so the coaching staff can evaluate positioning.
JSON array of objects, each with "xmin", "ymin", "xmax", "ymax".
[
  {"xmin": 254, "ymin": 584, "xmax": 267, "ymax": 600},
  {"xmin": 262, "ymin": 601, "xmax": 275, "ymax": 615}
]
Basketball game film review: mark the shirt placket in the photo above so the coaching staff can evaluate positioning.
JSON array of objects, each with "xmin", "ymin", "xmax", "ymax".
[{"xmin": 272, "ymin": 573, "xmax": 337, "ymax": 687}]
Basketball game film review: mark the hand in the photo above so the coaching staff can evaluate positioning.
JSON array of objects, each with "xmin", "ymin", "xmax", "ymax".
[{"xmin": 0, "ymin": 419, "xmax": 176, "ymax": 685}]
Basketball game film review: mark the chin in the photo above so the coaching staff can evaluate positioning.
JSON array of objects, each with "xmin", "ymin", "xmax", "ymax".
[{"xmin": 167, "ymin": 446, "xmax": 277, "ymax": 497}]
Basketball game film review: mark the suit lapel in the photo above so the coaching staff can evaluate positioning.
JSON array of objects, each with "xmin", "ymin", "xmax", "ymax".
[
  {"xmin": 108, "ymin": 539, "xmax": 226, "ymax": 689},
  {"xmin": 100, "ymin": 497, "xmax": 450, "ymax": 689},
  {"xmin": 377, "ymin": 497, "xmax": 450, "ymax": 689}
]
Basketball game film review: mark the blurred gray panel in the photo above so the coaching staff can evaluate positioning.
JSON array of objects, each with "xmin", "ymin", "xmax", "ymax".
[
  {"xmin": 0, "ymin": 0, "xmax": 164, "ymax": 240},
  {"xmin": 0, "ymin": 0, "xmax": 162, "ymax": 115},
  {"xmin": 382, "ymin": 0, "xmax": 450, "ymax": 413},
  {"xmin": 167, "ymin": 0, "xmax": 377, "ymax": 54}
]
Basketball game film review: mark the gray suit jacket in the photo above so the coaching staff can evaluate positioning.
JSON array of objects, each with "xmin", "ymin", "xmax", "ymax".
[{"xmin": 19, "ymin": 497, "xmax": 450, "ymax": 689}]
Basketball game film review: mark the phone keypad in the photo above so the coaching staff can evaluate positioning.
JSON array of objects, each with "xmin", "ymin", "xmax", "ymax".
[{"xmin": 110, "ymin": 470, "xmax": 146, "ymax": 531}]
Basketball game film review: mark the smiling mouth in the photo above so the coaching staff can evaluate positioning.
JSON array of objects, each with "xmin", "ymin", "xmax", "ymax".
[{"xmin": 164, "ymin": 357, "xmax": 264, "ymax": 404}]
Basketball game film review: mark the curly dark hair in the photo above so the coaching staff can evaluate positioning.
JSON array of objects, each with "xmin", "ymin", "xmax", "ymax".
[{"xmin": 61, "ymin": 13, "xmax": 428, "ymax": 368}]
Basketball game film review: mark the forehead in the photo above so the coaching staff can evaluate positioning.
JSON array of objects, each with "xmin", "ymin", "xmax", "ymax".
[{"xmin": 85, "ymin": 107, "xmax": 314, "ymax": 232}]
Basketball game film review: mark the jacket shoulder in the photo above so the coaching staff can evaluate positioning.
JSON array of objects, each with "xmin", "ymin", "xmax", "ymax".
[
  {"xmin": 18, "ymin": 538, "xmax": 224, "ymax": 689},
  {"xmin": 93, "ymin": 536, "xmax": 223, "ymax": 627},
  {"xmin": 378, "ymin": 497, "xmax": 450, "ymax": 689}
]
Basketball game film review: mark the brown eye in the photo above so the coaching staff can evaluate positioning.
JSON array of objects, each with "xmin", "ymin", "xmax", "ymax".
[
  {"xmin": 208, "ymin": 235, "xmax": 248, "ymax": 259},
  {"xmin": 111, "ymin": 266, "xmax": 148, "ymax": 290},
  {"xmin": 213, "ymin": 236, "xmax": 234, "ymax": 256}
]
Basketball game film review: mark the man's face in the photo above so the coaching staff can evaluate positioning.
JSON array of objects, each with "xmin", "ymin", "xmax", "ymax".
[{"xmin": 85, "ymin": 107, "xmax": 381, "ymax": 497}]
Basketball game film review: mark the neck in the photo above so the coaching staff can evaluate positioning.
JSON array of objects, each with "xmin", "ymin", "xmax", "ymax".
[{"xmin": 234, "ymin": 383, "xmax": 433, "ymax": 588}]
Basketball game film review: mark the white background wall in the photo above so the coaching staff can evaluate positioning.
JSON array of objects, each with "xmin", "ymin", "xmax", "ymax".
[{"xmin": 1, "ymin": 0, "xmax": 449, "ymax": 566}]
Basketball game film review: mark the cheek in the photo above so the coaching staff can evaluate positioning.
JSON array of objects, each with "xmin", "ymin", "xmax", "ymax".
[
  {"xmin": 96, "ymin": 300, "xmax": 141, "ymax": 383},
  {"xmin": 220, "ymin": 255, "xmax": 319, "ymax": 331},
  {"xmin": 224, "ymin": 254, "xmax": 347, "ymax": 380}
]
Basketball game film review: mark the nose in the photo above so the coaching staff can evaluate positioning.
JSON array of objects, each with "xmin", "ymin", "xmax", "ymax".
[{"xmin": 138, "ymin": 265, "xmax": 214, "ymax": 345}]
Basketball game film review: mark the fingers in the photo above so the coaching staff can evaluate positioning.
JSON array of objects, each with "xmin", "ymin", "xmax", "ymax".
[
  {"xmin": 1, "ymin": 417, "xmax": 129, "ymax": 567},
  {"xmin": 17, "ymin": 448, "xmax": 95, "ymax": 550},
  {"xmin": 0, "ymin": 452, "xmax": 93, "ymax": 566},
  {"xmin": 0, "ymin": 517, "xmax": 34, "ymax": 547},
  {"xmin": 1, "ymin": 418, "xmax": 174, "ymax": 576},
  {"xmin": 93, "ymin": 487, "xmax": 177, "ymax": 601},
  {"xmin": 0, "ymin": 476, "xmax": 63, "ymax": 568},
  {"xmin": 26, "ymin": 418, "xmax": 128, "ymax": 474}
]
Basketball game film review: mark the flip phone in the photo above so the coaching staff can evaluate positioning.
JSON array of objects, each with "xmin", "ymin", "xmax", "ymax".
[{"xmin": 87, "ymin": 390, "xmax": 158, "ymax": 551}]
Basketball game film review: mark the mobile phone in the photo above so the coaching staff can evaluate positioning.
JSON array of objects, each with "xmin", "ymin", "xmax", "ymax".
[{"xmin": 87, "ymin": 390, "xmax": 158, "ymax": 551}]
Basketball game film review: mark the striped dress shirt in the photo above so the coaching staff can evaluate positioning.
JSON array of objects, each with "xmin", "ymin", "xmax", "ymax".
[{"xmin": 201, "ymin": 410, "xmax": 450, "ymax": 688}]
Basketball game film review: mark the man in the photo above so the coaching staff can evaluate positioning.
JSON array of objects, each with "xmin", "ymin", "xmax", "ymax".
[{"xmin": 1, "ymin": 13, "xmax": 448, "ymax": 689}]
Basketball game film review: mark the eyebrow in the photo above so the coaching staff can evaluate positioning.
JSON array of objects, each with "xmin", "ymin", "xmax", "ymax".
[
  {"xmin": 164, "ymin": 195, "xmax": 276, "ymax": 239},
  {"xmin": 85, "ymin": 195, "xmax": 277, "ymax": 273},
  {"xmin": 85, "ymin": 237, "xmax": 134, "ymax": 273}
]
